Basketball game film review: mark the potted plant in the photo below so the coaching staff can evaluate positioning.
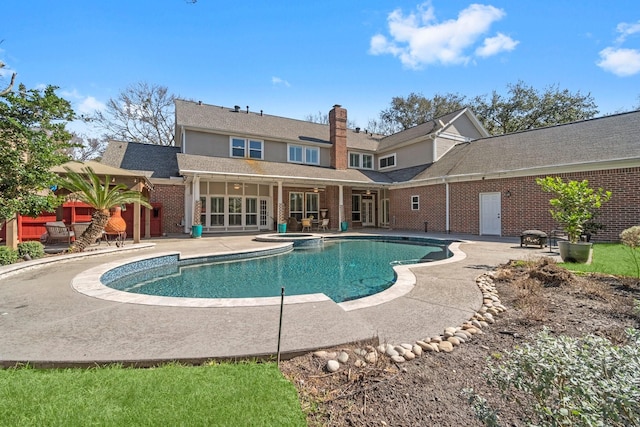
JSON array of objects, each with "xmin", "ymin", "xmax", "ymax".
[
  {"xmin": 192, "ymin": 199, "xmax": 203, "ymax": 238},
  {"xmin": 536, "ymin": 177, "xmax": 611, "ymax": 263}
]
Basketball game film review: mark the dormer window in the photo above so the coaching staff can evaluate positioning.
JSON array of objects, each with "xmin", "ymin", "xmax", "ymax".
[
  {"xmin": 349, "ymin": 152, "xmax": 373, "ymax": 170},
  {"xmin": 230, "ymin": 137, "xmax": 263, "ymax": 159}
]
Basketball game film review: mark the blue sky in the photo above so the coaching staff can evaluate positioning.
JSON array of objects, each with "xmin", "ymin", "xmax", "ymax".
[{"xmin": 2, "ymin": 1, "xmax": 639, "ymax": 137}]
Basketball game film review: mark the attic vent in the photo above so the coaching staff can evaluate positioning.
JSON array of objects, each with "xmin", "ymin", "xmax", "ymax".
[{"xmin": 233, "ymin": 105, "xmax": 240, "ymax": 112}]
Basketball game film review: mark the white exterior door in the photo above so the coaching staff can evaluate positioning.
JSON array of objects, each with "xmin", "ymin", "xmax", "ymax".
[
  {"xmin": 480, "ymin": 192, "xmax": 501, "ymax": 235},
  {"xmin": 362, "ymin": 198, "xmax": 375, "ymax": 226},
  {"xmin": 259, "ymin": 197, "xmax": 270, "ymax": 230}
]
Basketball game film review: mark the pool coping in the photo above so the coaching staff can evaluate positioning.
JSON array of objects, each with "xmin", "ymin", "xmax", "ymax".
[{"xmin": 70, "ymin": 239, "xmax": 467, "ymax": 311}]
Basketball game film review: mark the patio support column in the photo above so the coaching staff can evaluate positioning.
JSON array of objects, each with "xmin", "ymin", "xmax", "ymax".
[
  {"xmin": 277, "ymin": 181, "xmax": 284, "ymax": 224},
  {"xmin": 133, "ymin": 201, "xmax": 141, "ymax": 243},
  {"xmin": 5, "ymin": 215, "xmax": 18, "ymax": 250},
  {"xmin": 338, "ymin": 184, "xmax": 344, "ymax": 231},
  {"xmin": 144, "ymin": 206, "xmax": 151, "ymax": 239}
]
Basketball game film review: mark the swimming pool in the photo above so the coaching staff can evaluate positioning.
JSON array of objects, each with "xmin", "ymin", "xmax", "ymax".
[{"xmin": 101, "ymin": 237, "xmax": 453, "ymax": 303}]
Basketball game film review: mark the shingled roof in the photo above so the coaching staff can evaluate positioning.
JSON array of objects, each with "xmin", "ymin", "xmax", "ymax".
[
  {"xmin": 176, "ymin": 153, "xmax": 393, "ymax": 185},
  {"xmin": 101, "ymin": 141, "xmax": 181, "ymax": 179},
  {"xmin": 411, "ymin": 110, "xmax": 640, "ymax": 182},
  {"xmin": 175, "ymin": 99, "xmax": 383, "ymax": 151}
]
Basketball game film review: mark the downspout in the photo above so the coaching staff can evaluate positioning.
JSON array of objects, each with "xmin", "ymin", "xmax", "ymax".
[
  {"xmin": 445, "ymin": 181, "xmax": 450, "ymax": 233},
  {"xmin": 338, "ymin": 184, "xmax": 344, "ymax": 231}
]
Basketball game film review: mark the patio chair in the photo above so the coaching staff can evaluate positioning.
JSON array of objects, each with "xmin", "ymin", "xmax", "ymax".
[
  {"xmin": 301, "ymin": 217, "xmax": 312, "ymax": 232},
  {"xmin": 318, "ymin": 218, "xmax": 330, "ymax": 232},
  {"xmin": 44, "ymin": 221, "xmax": 74, "ymax": 245},
  {"xmin": 72, "ymin": 222, "xmax": 101, "ymax": 245},
  {"xmin": 286, "ymin": 217, "xmax": 301, "ymax": 232}
]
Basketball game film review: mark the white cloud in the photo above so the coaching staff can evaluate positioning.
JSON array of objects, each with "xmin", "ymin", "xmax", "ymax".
[
  {"xmin": 369, "ymin": 2, "xmax": 516, "ymax": 69},
  {"xmin": 77, "ymin": 96, "xmax": 106, "ymax": 115},
  {"xmin": 615, "ymin": 20, "xmax": 640, "ymax": 43},
  {"xmin": 597, "ymin": 47, "xmax": 640, "ymax": 76},
  {"xmin": 476, "ymin": 32, "xmax": 519, "ymax": 57},
  {"xmin": 271, "ymin": 76, "xmax": 291, "ymax": 87}
]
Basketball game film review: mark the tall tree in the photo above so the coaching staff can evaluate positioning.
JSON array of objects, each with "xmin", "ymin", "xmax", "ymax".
[
  {"xmin": 470, "ymin": 81, "xmax": 599, "ymax": 135},
  {"xmin": 0, "ymin": 61, "xmax": 16, "ymax": 96},
  {"xmin": 65, "ymin": 133, "xmax": 107, "ymax": 161},
  {"xmin": 91, "ymin": 82, "xmax": 176, "ymax": 146},
  {"xmin": 374, "ymin": 92, "xmax": 468, "ymax": 135},
  {"xmin": 57, "ymin": 167, "xmax": 151, "ymax": 252},
  {"xmin": 0, "ymin": 84, "xmax": 75, "ymax": 222}
]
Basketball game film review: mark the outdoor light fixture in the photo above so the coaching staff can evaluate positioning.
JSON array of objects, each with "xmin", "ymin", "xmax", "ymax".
[
  {"xmin": 505, "ymin": 189, "xmax": 512, "ymax": 197},
  {"xmin": 313, "ymin": 187, "xmax": 319, "ymax": 193},
  {"xmin": 366, "ymin": 189, "xmax": 371, "ymax": 195},
  {"xmin": 233, "ymin": 183, "xmax": 241, "ymax": 190}
]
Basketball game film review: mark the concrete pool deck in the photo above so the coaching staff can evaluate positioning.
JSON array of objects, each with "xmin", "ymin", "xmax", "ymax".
[{"xmin": 0, "ymin": 230, "xmax": 558, "ymax": 366}]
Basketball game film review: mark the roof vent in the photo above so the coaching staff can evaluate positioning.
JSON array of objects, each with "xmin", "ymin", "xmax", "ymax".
[
  {"xmin": 355, "ymin": 127, "xmax": 360, "ymax": 133},
  {"xmin": 198, "ymin": 100, "xmax": 202, "ymax": 105},
  {"xmin": 246, "ymin": 106, "xmax": 249, "ymax": 114},
  {"xmin": 233, "ymin": 105, "xmax": 240, "ymax": 112},
  {"xmin": 260, "ymin": 110, "xmax": 263, "ymax": 116}
]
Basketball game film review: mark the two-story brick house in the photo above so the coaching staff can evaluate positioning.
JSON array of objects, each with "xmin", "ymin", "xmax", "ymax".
[{"xmin": 101, "ymin": 100, "xmax": 640, "ymax": 241}]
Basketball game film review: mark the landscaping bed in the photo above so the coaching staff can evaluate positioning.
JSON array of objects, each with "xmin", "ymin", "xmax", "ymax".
[{"xmin": 281, "ymin": 258, "xmax": 640, "ymax": 426}]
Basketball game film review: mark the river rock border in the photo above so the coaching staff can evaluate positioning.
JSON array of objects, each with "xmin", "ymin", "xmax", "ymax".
[{"xmin": 314, "ymin": 272, "xmax": 504, "ymax": 372}]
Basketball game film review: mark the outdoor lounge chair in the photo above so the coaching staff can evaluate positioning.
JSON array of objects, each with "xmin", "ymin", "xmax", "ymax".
[{"xmin": 44, "ymin": 221, "xmax": 74, "ymax": 245}]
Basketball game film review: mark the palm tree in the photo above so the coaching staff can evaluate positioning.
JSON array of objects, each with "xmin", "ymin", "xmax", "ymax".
[{"xmin": 57, "ymin": 166, "xmax": 152, "ymax": 252}]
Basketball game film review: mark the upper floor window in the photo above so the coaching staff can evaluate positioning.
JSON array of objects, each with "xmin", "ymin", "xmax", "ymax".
[
  {"xmin": 379, "ymin": 153, "xmax": 396, "ymax": 169},
  {"xmin": 349, "ymin": 152, "xmax": 373, "ymax": 169},
  {"xmin": 230, "ymin": 137, "xmax": 263, "ymax": 159},
  {"xmin": 288, "ymin": 144, "xmax": 319, "ymax": 165}
]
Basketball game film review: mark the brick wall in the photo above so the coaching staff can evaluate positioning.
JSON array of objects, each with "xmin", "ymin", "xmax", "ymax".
[
  {"xmin": 389, "ymin": 185, "xmax": 447, "ymax": 232},
  {"xmin": 150, "ymin": 184, "xmax": 185, "ymax": 235},
  {"xmin": 389, "ymin": 167, "xmax": 640, "ymax": 242}
]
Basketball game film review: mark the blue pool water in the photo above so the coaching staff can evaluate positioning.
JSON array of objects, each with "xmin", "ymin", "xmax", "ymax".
[{"xmin": 104, "ymin": 238, "xmax": 452, "ymax": 303}]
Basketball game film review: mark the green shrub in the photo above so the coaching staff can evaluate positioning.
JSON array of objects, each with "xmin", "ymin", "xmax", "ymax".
[
  {"xmin": 0, "ymin": 246, "xmax": 19, "ymax": 265},
  {"xmin": 620, "ymin": 226, "xmax": 640, "ymax": 278},
  {"xmin": 487, "ymin": 328, "xmax": 640, "ymax": 426},
  {"xmin": 17, "ymin": 241, "xmax": 45, "ymax": 260}
]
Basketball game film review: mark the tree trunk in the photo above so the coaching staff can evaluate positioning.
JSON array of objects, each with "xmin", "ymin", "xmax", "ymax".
[{"xmin": 70, "ymin": 209, "xmax": 110, "ymax": 253}]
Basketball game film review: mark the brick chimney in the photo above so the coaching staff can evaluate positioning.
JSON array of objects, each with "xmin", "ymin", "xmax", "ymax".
[{"xmin": 329, "ymin": 104, "xmax": 347, "ymax": 170}]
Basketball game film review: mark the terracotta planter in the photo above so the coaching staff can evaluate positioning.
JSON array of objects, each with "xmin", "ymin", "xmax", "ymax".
[
  {"xmin": 558, "ymin": 241, "xmax": 592, "ymax": 264},
  {"xmin": 105, "ymin": 206, "xmax": 127, "ymax": 233}
]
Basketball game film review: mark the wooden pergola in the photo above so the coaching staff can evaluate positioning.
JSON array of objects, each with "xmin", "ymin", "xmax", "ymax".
[{"xmin": 4, "ymin": 161, "xmax": 152, "ymax": 249}]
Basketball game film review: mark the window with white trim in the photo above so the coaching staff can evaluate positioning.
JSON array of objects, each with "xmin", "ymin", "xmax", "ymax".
[
  {"xmin": 411, "ymin": 195, "xmax": 419, "ymax": 211},
  {"xmin": 230, "ymin": 137, "xmax": 263, "ymax": 159},
  {"xmin": 288, "ymin": 144, "xmax": 319, "ymax": 165},
  {"xmin": 379, "ymin": 153, "xmax": 396, "ymax": 169},
  {"xmin": 348, "ymin": 152, "xmax": 373, "ymax": 170},
  {"xmin": 289, "ymin": 192, "xmax": 303, "ymax": 221},
  {"xmin": 352, "ymin": 194, "xmax": 361, "ymax": 221}
]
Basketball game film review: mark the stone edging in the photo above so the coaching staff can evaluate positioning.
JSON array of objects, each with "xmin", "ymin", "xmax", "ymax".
[{"xmin": 315, "ymin": 271, "xmax": 504, "ymax": 371}]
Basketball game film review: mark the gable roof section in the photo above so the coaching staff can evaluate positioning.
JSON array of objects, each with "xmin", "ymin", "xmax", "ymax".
[
  {"xmin": 175, "ymin": 99, "xmax": 382, "ymax": 151},
  {"xmin": 411, "ymin": 110, "xmax": 640, "ymax": 183},
  {"xmin": 101, "ymin": 141, "xmax": 181, "ymax": 178},
  {"xmin": 375, "ymin": 108, "xmax": 488, "ymax": 152},
  {"xmin": 177, "ymin": 153, "xmax": 393, "ymax": 185}
]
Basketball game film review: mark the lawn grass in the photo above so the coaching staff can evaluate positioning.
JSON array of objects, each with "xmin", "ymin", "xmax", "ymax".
[
  {"xmin": 560, "ymin": 243, "xmax": 640, "ymax": 278},
  {"xmin": 0, "ymin": 362, "xmax": 306, "ymax": 426}
]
